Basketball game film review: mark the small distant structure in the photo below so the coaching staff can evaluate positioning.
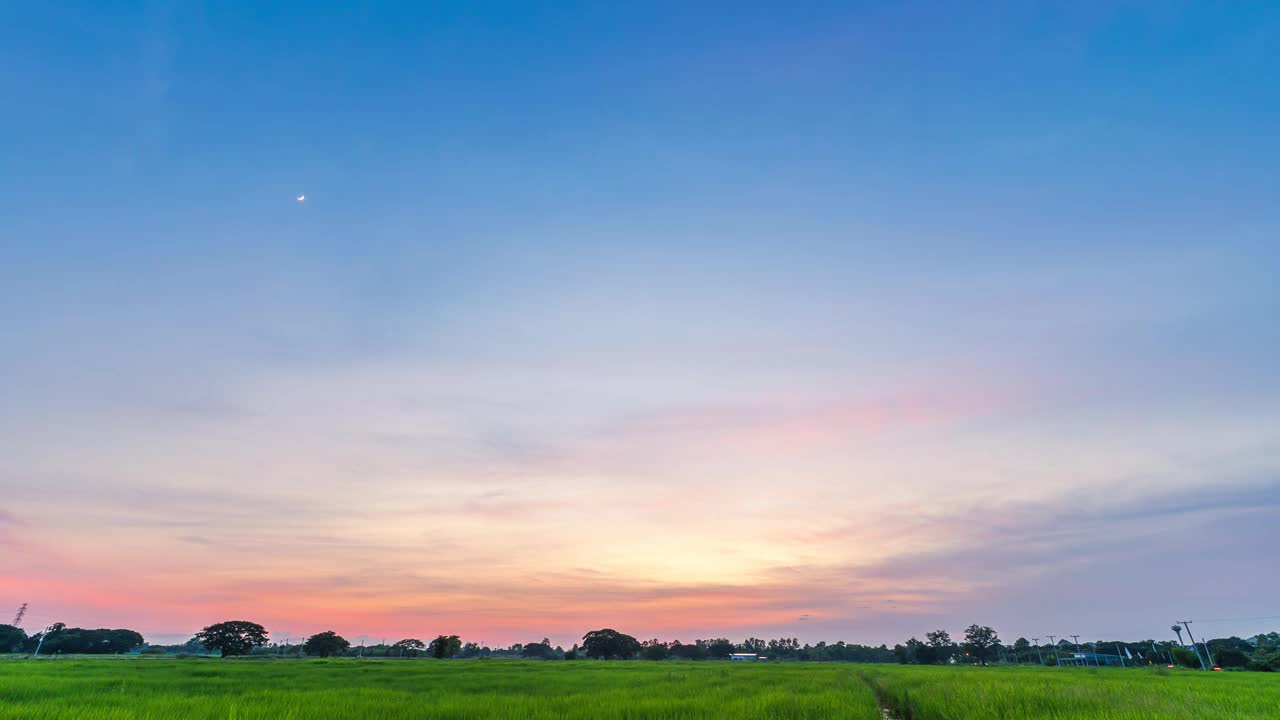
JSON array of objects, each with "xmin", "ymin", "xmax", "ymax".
[{"xmin": 729, "ymin": 653, "xmax": 763, "ymax": 662}]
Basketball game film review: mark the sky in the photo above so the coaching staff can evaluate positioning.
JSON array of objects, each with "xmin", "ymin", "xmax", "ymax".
[{"xmin": 2, "ymin": 2, "xmax": 1279, "ymax": 649}]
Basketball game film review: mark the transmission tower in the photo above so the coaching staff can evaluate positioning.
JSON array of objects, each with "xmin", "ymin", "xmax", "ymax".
[{"xmin": 12, "ymin": 603, "xmax": 27, "ymax": 627}]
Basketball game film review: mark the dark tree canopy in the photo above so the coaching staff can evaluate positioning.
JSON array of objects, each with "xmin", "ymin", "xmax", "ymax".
[
  {"xmin": 1216, "ymin": 648, "xmax": 1250, "ymax": 668},
  {"xmin": 28, "ymin": 626, "xmax": 144, "ymax": 655},
  {"xmin": 582, "ymin": 629, "xmax": 641, "ymax": 660},
  {"xmin": 195, "ymin": 621, "xmax": 269, "ymax": 658},
  {"xmin": 902, "ymin": 637, "xmax": 937, "ymax": 664},
  {"xmin": 925, "ymin": 630, "xmax": 952, "ymax": 648},
  {"xmin": 522, "ymin": 638, "xmax": 557, "ymax": 659},
  {"xmin": 304, "ymin": 631, "xmax": 350, "ymax": 657},
  {"xmin": 428, "ymin": 634, "xmax": 462, "ymax": 659},
  {"xmin": 392, "ymin": 638, "xmax": 425, "ymax": 657},
  {"xmin": 962, "ymin": 624, "xmax": 999, "ymax": 665},
  {"xmin": 707, "ymin": 638, "xmax": 736, "ymax": 659},
  {"xmin": 0, "ymin": 624, "xmax": 28, "ymax": 653},
  {"xmin": 640, "ymin": 639, "xmax": 669, "ymax": 661},
  {"xmin": 668, "ymin": 641, "xmax": 705, "ymax": 660}
]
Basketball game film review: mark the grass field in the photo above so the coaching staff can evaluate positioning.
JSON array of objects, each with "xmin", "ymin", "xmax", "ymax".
[
  {"xmin": 0, "ymin": 659, "xmax": 881, "ymax": 720},
  {"xmin": 1, "ymin": 659, "xmax": 1277, "ymax": 719},
  {"xmin": 859, "ymin": 664, "xmax": 1280, "ymax": 720}
]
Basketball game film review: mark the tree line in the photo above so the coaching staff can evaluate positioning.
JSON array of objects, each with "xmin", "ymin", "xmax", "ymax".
[
  {"xmin": 891, "ymin": 626, "xmax": 1280, "ymax": 671},
  {"xmin": 5, "ymin": 618, "xmax": 1278, "ymax": 671},
  {"xmin": 0, "ymin": 623, "xmax": 143, "ymax": 655}
]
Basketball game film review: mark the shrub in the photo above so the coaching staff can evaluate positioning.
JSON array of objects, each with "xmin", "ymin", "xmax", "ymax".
[{"xmin": 1170, "ymin": 647, "xmax": 1201, "ymax": 669}]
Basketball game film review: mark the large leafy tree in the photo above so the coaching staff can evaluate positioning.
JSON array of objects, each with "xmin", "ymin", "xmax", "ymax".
[
  {"xmin": 905, "ymin": 637, "xmax": 938, "ymax": 664},
  {"xmin": 304, "ymin": 631, "xmax": 350, "ymax": 657},
  {"xmin": 522, "ymin": 638, "xmax": 557, "ymax": 659},
  {"xmin": 1013, "ymin": 637, "xmax": 1032, "ymax": 662},
  {"xmin": 428, "ymin": 634, "xmax": 462, "ymax": 659},
  {"xmin": 0, "ymin": 624, "xmax": 28, "ymax": 653},
  {"xmin": 194, "ymin": 621, "xmax": 269, "ymax": 658},
  {"xmin": 668, "ymin": 641, "xmax": 706, "ymax": 660},
  {"xmin": 392, "ymin": 638, "xmax": 425, "ymax": 657},
  {"xmin": 582, "ymin": 629, "xmax": 641, "ymax": 660},
  {"xmin": 708, "ymin": 638, "xmax": 736, "ymax": 659},
  {"xmin": 29, "ymin": 626, "xmax": 144, "ymax": 654},
  {"xmin": 962, "ymin": 624, "xmax": 999, "ymax": 666},
  {"xmin": 640, "ymin": 639, "xmax": 669, "ymax": 661}
]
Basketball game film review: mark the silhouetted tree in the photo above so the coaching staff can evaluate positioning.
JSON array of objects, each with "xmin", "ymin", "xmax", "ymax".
[
  {"xmin": 962, "ymin": 625, "xmax": 999, "ymax": 665},
  {"xmin": 522, "ymin": 638, "xmax": 557, "ymax": 659},
  {"xmin": 707, "ymin": 638, "xmax": 736, "ymax": 659},
  {"xmin": 641, "ymin": 639, "xmax": 669, "ymax": 661},
  {"xmin": 428, "ymin": 634, "xmax": 461, "ymax": 659},
  {"xmin": 582, "ymin": 629, "xmax": 641, "ymax": 659},
  {"xmin": 21, "ymin": 625, "xmax": 140, "ymax": 653},
  {"xmin": 0, "ymin": 624, "xmax": 27, "ymax": 653},
  {"xmin": 304, "ymin": 631, "xmax": 350, "ymax": 657},
  {"xmin": 194, "ymin": 621, "xmax": 269, "ymax": 658},
  {"xmin": 1013, "ymin": 637, "xmax": 1031, "ymax": 663},
  {"xmin": 392, "ymin": 638, "xmax": 425, "ymax": 657},
  {"xmin": 668, "ymin": 640, "xmax": 705, "ymax": 660}
]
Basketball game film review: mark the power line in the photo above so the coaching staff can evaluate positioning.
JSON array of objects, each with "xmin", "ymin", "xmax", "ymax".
[
  {"xmin": 12, "ymin": 603, "xmax": 27, "ymax": 627},
  {"xmin": 1190, "ymin": 614, "xmax": 1280, "ymax": 624}
]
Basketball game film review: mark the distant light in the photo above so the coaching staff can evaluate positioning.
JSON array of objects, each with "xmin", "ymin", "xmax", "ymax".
[{"xmin": 296, "ymin": 195, "xmax": 306, "ymax": 202}]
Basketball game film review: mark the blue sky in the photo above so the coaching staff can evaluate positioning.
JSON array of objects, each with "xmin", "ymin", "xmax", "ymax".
[{"xmin": 2, "ymin": 2, "xmax": 1278, "ymax": 645}]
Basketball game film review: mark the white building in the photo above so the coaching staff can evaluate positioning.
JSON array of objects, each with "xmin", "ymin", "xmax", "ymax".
[{"xmin": 728, "ymin": 653, "xmax": 762, "ymax": 662}]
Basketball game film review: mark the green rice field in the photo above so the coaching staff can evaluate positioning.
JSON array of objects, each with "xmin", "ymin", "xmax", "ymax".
[
  {"xmin": 859, "ymin": 664, "xmax": 1280, "ymax": 720},
  {"xmin": 1, "ymin": 658, "xmax": 1277, "ymax": 719}
]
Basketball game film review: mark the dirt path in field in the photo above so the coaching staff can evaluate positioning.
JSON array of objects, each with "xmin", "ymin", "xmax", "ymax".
[{"xmin": 855, "ymin": 670, "xmax": 906, "ymax": 720}]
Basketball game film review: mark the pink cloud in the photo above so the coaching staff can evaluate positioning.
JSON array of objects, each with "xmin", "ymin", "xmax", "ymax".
[{"xmin": 605, "ymin": 384, "xmax": 1012, "ymax": 456}]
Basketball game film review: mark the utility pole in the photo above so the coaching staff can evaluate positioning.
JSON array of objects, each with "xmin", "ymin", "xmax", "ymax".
[
  {"xmin": 1032, "ymin": 638, "xmax": 1044, "ymax": 665},
  {"xmin": 1047, "ymin": 635, "xmax": 1057, "ymax": 666},
  {"xmin": 1194, "ymin": 628, "xmax": 1214, "ymax": 668},
  {"xmin": 12, "ymin": 603, "xmax": 27, "ymax": 627},
  {"xmin": 1070, "ymin": 635, "xmax": 1081, "ymax": 668},
  {"xmin": 32, "ymin": 625, "xmax": 56, "ymax": 657},
  {"xmin": 1177, "ymin": 621, "xmax": 1208, "ymax": 670}
]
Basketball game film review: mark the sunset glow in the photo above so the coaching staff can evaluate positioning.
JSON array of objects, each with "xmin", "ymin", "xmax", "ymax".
[{"xmin": 3, "ymin": 2, "xmax": 1278, "ymax": 649}]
